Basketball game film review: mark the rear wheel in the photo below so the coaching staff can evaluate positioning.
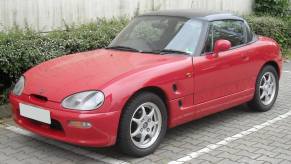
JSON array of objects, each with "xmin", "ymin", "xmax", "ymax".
[
  {"xmin": 117, "ymin": 92, "xmax": 167, "ymax": 157},
  {"xmin": 248, "ymin": 65, "xmax": 279, "ymax": 112}
]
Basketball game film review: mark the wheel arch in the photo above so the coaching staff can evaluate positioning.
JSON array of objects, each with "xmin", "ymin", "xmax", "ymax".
[
  {"xmin": 121, "ymin": 86, "xmax": 169, "ymax": 116},
  {"xmin": 262, "ymin": 60, "xmax": 280, "ymax": 78},
  {"xmin": 134, "ymin": 86, "xmax": 168, "ymax": 104},
  {"xmin": 248, "ymin": 60, "xmax": 280, "ymax": 112}
]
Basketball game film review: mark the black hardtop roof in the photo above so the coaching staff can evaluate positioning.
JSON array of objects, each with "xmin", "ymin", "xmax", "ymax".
[{"xmin": 141, "ymin": 9, "xmax": 244, "ymax": 21}]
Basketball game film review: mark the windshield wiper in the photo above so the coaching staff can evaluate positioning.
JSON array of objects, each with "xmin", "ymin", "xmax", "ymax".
[
  {"xmin": 159, "ymin": 49, "xmax": 189, "ymax": 55},
  {"xmin": 106, "ymin": 46, "xmax": 189, "ymax": 55},
  {"xmin": 106, "ymin": 45, "xmax": 141, "ymax": 52}
]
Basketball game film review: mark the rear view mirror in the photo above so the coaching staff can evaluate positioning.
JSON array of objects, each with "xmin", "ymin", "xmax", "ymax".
[{"xmin": 213, "ymin": 39, "xmax": 231, "ymax": 55}]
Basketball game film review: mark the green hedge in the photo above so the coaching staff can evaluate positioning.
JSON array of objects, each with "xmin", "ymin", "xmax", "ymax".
[
  {"xmin": 244, "ymin": 15, "xmax": 290, "ymax": 49},
  {"xmin": 0, "ymin": 18, "xmax": 128, "ymax": 82},
  {"xmin": 254, "ymin": 0, "xmax": 289, "ymax": 17},
  {"xmin": 287, "ymin": 16, "xmax": 291, "ymax": 47}
]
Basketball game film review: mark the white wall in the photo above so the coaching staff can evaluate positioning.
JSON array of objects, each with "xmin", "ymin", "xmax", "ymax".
[{"xmin": 0, "ymin": 0, "xmax": 254, "ymax": 32}]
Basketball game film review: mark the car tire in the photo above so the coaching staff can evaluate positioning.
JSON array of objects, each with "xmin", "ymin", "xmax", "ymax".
[
  {"xmin": 248, "ymin": 65, "xmax": 279, "ymax": 112},
  {"xmin": 117, "ymin": 92, "xmax": 167, "ymax": 157}
]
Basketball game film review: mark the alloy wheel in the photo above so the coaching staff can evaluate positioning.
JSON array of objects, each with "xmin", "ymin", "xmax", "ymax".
[
  {"xmin": 130, "ymin": 102, "xmax": 162, "ymax": 149},
  {"xmin": 259, "ymin": 72, "xmax": 277, "ymax": 106}
]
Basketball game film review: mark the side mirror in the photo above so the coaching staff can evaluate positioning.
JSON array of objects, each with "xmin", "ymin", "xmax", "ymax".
[{"xmin": 213, "ymin": 39, "xmax": 231, "ymax": 55}]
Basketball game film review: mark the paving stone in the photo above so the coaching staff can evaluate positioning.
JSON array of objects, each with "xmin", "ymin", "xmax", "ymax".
[
  {"xmin": 254, "ymin": 148, "xmax": 279, "ymax": 158},
  {"xmin": 188, "ymin": 158, "xmax": 208, "ymax": 164},
  {"xmin": 2, "ymin": 159, "xmax": 23, "ymax": 164},
  {"xmin": 252, "ymin": 143, "xmax": 276, "ymax": 151},
  {"xmin": 234, "ymin": 150, "xmax": 262, "ymax": 159},
  {"xmin": 216, "ymin": 152, "xmax": 243, "ymax": 161},
  {"xmin": 238, "ymin": 156, "xmax": 265, "ymax": 164},
  {"xmin": 11, "ymin": 151, "xmax": 32, "ymax": 161},
  {"xmin": 197, "ymin": 154, "xmax": 224, "ymax": 163},
  {"xmin": 275, "ymin": 153, "xmax": 291, "ymax": 161},
  {"xmin": 256, "ymin": 156, "xmax": 284, "ymax": 164},
  {"xmin": 279, "ymin": 160, "xmax": 291, "ymax": 164},
  {"xmin": 217, "ymin": 158, "xmax": 238, "ymax": 164},
  {"xmin": 231, "ymin": 143, "xmax": 260, "ymax": 153},
  {"xmin": 0, "ymin": 152, "xmax": 10, "ymax": 161}
]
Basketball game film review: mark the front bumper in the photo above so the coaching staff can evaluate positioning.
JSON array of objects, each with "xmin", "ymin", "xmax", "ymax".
[{"xmin": 9, "ymin": 93, "xmax": 120, "ymax": 147}]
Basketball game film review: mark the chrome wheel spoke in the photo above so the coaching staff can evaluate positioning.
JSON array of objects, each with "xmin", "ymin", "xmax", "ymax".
[
  {"xmin": 153, "ymin": 121, "xmax": 159, "ymax": 127},
  {"xmin": 149, "ymin": 129, "xmax": 155, "ymax": 138},
  {"xmin": 266, "ymin": 74, "xmax": 271, "ymax": 83},
  {"xmin": 270, "ymin": 82, "xmax": 274, "ymax": 88},
  {"xmin": 265, "ymin": 94, "xmax": 271, "ymax": 102},
  {"xmin": 262, "ymin": 76, "xmax": 267, "ymax": 84},
  {"xmin": 268, "ymin": 88, "xmax": 272, "ymax": 95},
  {"xmin": 148, "ymin": 121, "xmax": 155, "ymax": 129},
  {"xmin": 131, "ymin": 128, "xmax": 140, "ymax": 137},
  {"xmin": 148, "ymin": 108, "xmax": 155, "ymax": 118},
  {"xmin": 140, "ymin": 132, "xmax": 146, "ymax": 144},
  {"xmin": 141, "ymin": 106, "xmax": 147, "ymax": 119},
  {"xmin": 132, "ymin": 118, "xmax": 141, "ymax": 125},
  {"xmin": 260, "ymin": 91, "xmax": 266, "ymax": 99},
  {"xmin": 271, "ymin": 84, "xmax": 275, "ymax": 91}
]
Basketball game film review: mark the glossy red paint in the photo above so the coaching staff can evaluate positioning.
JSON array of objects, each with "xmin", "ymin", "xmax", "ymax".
[{"xmin": 9, "ymin": 36, "xmax": 282, "ymax": 147}]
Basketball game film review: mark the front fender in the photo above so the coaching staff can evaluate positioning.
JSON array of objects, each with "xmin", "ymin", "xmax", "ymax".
[{"xmin": 101, "ymin": 56, "xmax": 194, "ymax": 114}]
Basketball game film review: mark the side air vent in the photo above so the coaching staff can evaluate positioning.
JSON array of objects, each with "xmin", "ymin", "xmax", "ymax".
[
  {"xmin": 178, "ymin": 100, "xmax": 182, "ymax": 108},
  {"xmin": 172, "ymin": 84, "xmax": 177, "ymax": 92}
]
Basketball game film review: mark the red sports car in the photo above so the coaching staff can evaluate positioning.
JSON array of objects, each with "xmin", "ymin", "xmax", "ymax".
[{"xmin": 9, "ymin": 10, "xmax": 282, "ymax": 156}]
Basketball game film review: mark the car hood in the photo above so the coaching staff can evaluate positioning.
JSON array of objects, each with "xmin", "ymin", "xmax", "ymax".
[{"xmin": 23, "ymin": 49, "xmax": 188, "ymax": 102}]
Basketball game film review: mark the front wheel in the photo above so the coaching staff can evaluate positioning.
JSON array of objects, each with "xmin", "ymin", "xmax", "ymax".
[
  {"xmin": 248, "ymin": 65, "xmax": 279, "ymax": 112},
  {"xmin": 117, "ymin": 92, "xmax": 167, "ymax": 157}
]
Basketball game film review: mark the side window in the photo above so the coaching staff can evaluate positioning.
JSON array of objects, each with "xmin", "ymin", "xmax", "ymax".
[
  {"xmin": 204, "ymin": 24, "xmax": 214, "ymax": 53},
  {"xmin": 204, "ymin": 20, "xmax": 247, "ymax": 53},
  {"xmin": 245, "ymin": 22, "xmax": 254, "ymax": 42}
]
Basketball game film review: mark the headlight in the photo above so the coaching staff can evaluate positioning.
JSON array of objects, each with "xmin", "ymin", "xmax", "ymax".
[
  {"xmin": 12, "ymin": 76, "xmax": 25, "ymax": 96},
  {"xmin": 61, "ymin": 91, "xmax": 105, "ymax": 111}
]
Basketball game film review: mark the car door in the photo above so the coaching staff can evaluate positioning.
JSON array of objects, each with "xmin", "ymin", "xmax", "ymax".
[{"xmin": 193, "ymin": 20, "xmax": 253, "ymax": 113}]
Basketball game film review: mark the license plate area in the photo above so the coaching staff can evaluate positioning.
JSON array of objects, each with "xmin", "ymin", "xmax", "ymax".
[{"xmin": 19, "ymin": 103, "xmax": 51, "ymax": 124}]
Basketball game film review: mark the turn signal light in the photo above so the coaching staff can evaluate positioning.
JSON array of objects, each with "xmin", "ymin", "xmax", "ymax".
[{"xmin": 68, "ymin": 120, "xmax": 92, "ymax": 128}]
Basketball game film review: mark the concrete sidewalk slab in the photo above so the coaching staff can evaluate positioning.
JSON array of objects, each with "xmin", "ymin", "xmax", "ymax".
[{"xmin": 0, "ymin": 104, "xmax": 11, "ymax": 119}]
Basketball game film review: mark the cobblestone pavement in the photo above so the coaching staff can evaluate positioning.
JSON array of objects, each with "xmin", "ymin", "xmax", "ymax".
[{"xmin": 0, "ymin": 63, "xmax": 291, "ymax": 164}]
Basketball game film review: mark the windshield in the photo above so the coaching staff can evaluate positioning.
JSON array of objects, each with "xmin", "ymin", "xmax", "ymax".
[{"xmin": 108, "ymin": 16, "xmax": 203, "ymax": 55}]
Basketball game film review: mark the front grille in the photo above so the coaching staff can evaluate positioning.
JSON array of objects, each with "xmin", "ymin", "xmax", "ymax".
[
  {"xmin": 27, "ymin": 118, "xmax": 63, "ymax": 132},
  {"xmin": 30, "ymin": 94, "xmax": 48, "ymax": 102}
]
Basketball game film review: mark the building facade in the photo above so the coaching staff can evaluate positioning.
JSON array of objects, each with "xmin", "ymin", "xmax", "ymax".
[{"xmin": 0, "ymin": 0, "xmax": 254, "ymax": 32}]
